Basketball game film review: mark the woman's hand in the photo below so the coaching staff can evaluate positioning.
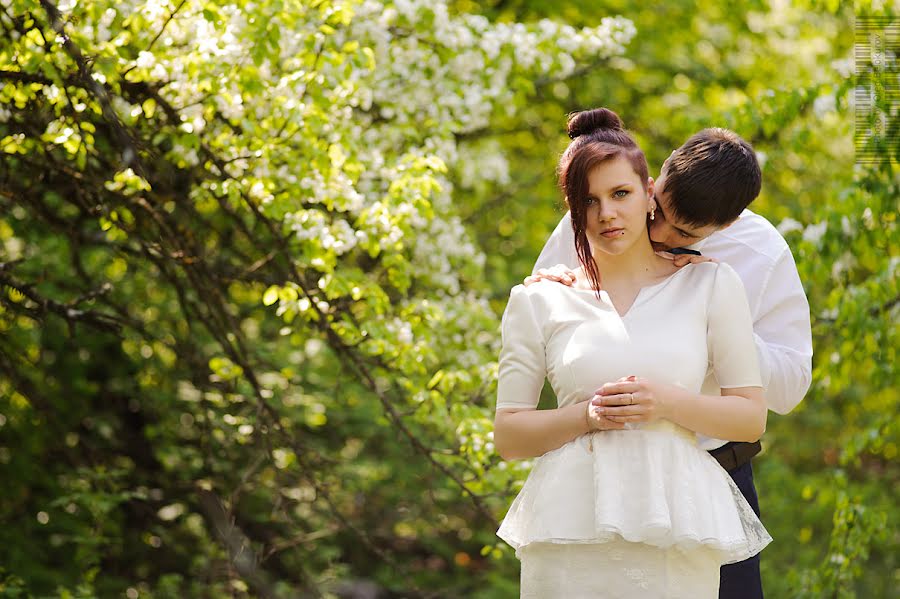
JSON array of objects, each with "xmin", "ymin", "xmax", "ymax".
[
  {"xmin": 590, "ymin": 375, "xmax": 678, "ymax": 424},
  {"xmin": 523, "ymin": 264, "xmax": 578, "ymax": 287},
  {"xmin": 583, "ymin": 399, "xmax": 626, "ymax": 431}
]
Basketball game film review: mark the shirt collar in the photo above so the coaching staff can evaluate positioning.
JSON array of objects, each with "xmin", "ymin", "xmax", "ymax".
[{"xmin": 686, "ymin": 209, "xmax": 751, "ymax": 252}]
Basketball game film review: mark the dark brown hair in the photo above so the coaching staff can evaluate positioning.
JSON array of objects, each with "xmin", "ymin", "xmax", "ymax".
[
  {"xmin": 558, "ymin": 108, "xmax": 649, "ymax": 299},
  {"xmin": 662, "ymin": 128, "xmax": 761, "ymax": 227}
]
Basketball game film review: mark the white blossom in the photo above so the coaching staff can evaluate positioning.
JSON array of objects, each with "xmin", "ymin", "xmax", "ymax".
[
  {"xmin": 63, "ymin": 0, "xmax": 635, "ymax": 301},
  {"xmin": 802, "ymin": 221, "xmax": 828, "ymax": 244},
  {"xmin": 142, "ymin": 0, "xmax": 170, "ymax": 24},
  {"xmin": 813, "ymin": 94, "xmax": 836, "ymax": 117},
  {"xmin": 136, "ymin": 51, "xmax": 155, "ymax": 69},
  {"xmin": 777, "ymin": 217, "xmax": 803, "ymax": 235},
  {"xmin": 755, "ymin": 150, "xmax": 767, "ymax": 169}
]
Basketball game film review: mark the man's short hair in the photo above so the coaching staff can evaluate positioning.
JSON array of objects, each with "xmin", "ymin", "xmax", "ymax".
[{"xmin": 662, "ymin": 128, "xmax": 761, "ymax": 227}]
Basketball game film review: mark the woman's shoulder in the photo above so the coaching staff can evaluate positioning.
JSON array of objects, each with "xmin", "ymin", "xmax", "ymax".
[
  {"xmin": 509, "ymin": 280, "xmax": 573, "ymax": 304},
  {"xmin": 658, "ymin": 262, "xmax": 745, "ymax": 306},
  {"xmin": 506, "ymin": 280, "xmax": 582, "ymax": 314},
  {"xmin": 675, "ymin": 262, "xmax": 748, "ymax": 310}
]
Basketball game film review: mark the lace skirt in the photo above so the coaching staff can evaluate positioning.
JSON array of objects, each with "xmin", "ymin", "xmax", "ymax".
[{"xmin": 520, "ymin": 539, "xmax": 720, "ymax": 599}]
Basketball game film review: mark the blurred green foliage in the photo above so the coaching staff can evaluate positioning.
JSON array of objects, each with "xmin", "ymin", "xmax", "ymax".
[{"xmin": 0, "ymin": 0, "xmax": 896, "ymax": 597}]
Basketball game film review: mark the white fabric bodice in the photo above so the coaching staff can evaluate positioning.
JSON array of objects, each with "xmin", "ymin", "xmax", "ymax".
[{"xmin": 497, "ymin": 262, "xmax": 761, "ymax": 413}]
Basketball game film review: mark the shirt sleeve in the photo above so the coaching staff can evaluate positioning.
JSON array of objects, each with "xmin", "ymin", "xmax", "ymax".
[
  {"xmin": 750, "ymin": 247, "xmax": 813, "ymax": 414},
  {"xmin": 496, "ymin": 285, "xmax": 547, "ymax": 411},
  {"xmin": 707, "ymin": 263, "xmax": 763, "ymax": 390},
  {"xmin": 533, "ymin": 211, "xmax": 580, "ymax": 274}
]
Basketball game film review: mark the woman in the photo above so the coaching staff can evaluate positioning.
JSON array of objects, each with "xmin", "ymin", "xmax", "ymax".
[{"xmin": 493, "ymin": 108, "xmax": 771, "ymax": 598}]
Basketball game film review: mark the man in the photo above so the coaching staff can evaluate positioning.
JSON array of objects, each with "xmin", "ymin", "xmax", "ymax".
[{"xmin": 527, "ymin": 128, "xmax": 813, "ymax": 599}]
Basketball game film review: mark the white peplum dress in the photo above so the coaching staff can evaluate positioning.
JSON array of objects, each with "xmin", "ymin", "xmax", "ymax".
[{"xmin": 495, "ymin": 262, "xmax": 772, "ymax": 598}]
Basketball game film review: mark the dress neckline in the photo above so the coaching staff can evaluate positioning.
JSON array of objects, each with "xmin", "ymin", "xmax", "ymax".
[{"xmin": 566, "ymin": 263, "xmax": 697, "ymax": 319}]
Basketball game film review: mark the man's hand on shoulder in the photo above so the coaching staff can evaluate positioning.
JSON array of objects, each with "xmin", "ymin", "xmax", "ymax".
[
  {"xmin": 523, "ymin": 264, "xmax": 577, "ymax": 287},
  {"xmin": 654, "ymin": 251, "xmax": 719, "ymax": 268}
]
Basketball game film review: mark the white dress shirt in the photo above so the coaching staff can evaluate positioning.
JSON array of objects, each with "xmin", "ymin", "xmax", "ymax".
[{"xmin": 533, "ymin": 209, "xmax": 813, "ymax": 450}]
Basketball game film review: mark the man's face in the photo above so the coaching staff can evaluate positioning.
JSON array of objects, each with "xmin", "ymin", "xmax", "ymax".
[{"xmin": 648, "ymin": 170, "xmax": 723, "ymax": 252}]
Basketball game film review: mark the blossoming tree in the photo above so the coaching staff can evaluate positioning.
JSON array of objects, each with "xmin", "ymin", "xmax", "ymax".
[{"xmin": 0, "ymin": 0, "xmax": 634, "ymax": 595}]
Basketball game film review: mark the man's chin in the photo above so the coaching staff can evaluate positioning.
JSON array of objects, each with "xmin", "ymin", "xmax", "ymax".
[{"xmin": 650, "ymin": 241, "xmax": 672, "ymax": 252}]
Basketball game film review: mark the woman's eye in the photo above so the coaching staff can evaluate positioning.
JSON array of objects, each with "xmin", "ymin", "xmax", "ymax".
[
  {"xmin": 585, "ymin": 197, "xmax": 596, "ymax": 205},
  {"xmin": 614, "ymin": 190, "xmax": 628, "ymax": 198}
]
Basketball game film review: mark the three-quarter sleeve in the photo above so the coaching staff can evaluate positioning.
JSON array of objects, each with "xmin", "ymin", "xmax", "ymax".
[
  {"xmin": 707, "ymin": 263, "xmax": 763, "ymax": 389},
  {"xmin": 496, "ymin": 285, "xmax": 547, "ymax": 411}
]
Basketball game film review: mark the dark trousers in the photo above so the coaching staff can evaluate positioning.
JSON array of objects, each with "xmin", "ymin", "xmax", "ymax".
[{"xmin": 718, "ymin": 457, "xmax": 764, "ymax": 599}]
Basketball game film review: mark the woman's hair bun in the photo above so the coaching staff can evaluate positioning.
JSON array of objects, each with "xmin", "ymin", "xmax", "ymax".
[{"xmin": 567, "ymin": 108, "xmax": 624, "ymax": 139}]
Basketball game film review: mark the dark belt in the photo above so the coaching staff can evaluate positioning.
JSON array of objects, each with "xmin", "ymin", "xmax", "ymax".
[{"xmin": 708, "ymin": 440, "xmax": 762, "ymax": 471}]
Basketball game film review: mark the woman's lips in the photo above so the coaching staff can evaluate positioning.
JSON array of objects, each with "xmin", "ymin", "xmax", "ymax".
[{"xmin": 600, "ymin": 228, "xmax": 624, "ymax": 238}]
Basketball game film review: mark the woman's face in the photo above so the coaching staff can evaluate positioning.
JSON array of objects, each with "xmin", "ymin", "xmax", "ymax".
[{"xmin": 582, "ymin": 156, "xmax": 654, "ymax": 256}]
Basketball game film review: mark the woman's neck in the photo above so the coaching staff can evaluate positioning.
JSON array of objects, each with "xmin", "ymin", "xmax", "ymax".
[{"xmin": 590, "ymin": 235, "xmax": 660, "ymax": 285}]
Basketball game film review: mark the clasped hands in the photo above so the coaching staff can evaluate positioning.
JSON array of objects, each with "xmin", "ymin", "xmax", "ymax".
[{"xmin": 585, "ymin": 375, "xmax": 675, "ymax": 431}]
